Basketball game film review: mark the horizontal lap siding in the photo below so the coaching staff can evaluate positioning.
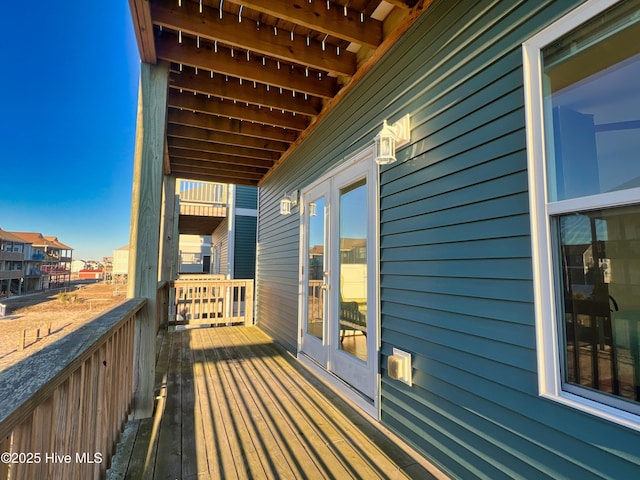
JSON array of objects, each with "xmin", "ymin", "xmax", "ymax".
[
  {"xmin": 235, "ymin": 185, "xmax": 258, "ymax": 210},
  {"xmin": 211, "ymin": 218, "xmax": 228, "ymax": 277},
  {"xmin": 233, "ymin": 215, "xmax": 256, "ymax": 279},
  {"xmin": 380, "ymin": 0, "xmax": 640, "ymax": 479},
  {"xmin": 257, "ymin": 0, "xmax": 640, "ymax": 477}
]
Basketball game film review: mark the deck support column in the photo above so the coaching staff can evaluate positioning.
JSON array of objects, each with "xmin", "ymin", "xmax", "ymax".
[
  {"xmin": 159, "ymin": 175, "xmax": 178, "ymax": 328},
  {"xmin": 127, "ymin": 61, "xmax": 169, "ymax": 419},
  {"xmin": 159, "ymin": 175, "xmax": 177, "ymax": 283}
]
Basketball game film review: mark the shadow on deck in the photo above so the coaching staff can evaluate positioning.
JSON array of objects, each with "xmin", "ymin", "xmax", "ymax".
[{"xmin": 108, "ymin": 326, "xmax": 444, "ymax": 479}]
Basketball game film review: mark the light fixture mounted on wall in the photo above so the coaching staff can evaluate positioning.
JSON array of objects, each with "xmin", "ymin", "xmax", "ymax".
[
  {"xmin": 374, "ymin": 114, "xmax": 411, "ymax": 165},
  {"xmin": 280, "ymin": 190, "xmax": 299, "ymax": 215}
]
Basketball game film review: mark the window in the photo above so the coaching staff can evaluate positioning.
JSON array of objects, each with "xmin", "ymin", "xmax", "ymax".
[{"xmin": 524, "ymin": 0, "xmax": 640, "ymax": 429}]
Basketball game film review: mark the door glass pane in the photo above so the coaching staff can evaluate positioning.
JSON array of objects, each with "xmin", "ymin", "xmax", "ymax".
[
  {"xmin": 558, "ymin": 205, "xmax": 640, "ymax": 413},
  {"xmin": 306, "ymin": 197, "xmax": 325, "ymax": 340},
  {"xmin": 338, "ymin": 179, "xmax": 367, "ymax": 362}
]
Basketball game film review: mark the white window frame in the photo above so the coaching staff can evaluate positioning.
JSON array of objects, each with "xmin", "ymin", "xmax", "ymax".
[{"xmin": 523, "ymin": 0, "xmax": 640, "ymax": 431}]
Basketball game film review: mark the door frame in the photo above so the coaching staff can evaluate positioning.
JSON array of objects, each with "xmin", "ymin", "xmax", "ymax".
[{"xmin": 297, "ymin": 145, "xmax": 380, "ymax": 419}]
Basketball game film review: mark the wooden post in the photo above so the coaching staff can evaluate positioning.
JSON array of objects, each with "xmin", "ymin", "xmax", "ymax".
[
  {"xmin": 127, "ymin": 61, "xmax": 169, "ymax": 419},
  {"xmin": 158, "ymin": 175, "xmax": 177, "ymax": 330},
  {"xmin": 159, "ymin": 175, "xmax": 177, "ymax": 283}
]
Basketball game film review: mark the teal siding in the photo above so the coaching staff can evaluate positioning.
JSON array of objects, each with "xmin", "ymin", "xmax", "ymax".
[
  {"xmin": 235, "ymin": 185, "xmax": 257, "ymax": 210},
  {"xmin": 233, "ymin": 215, "xmax": 256, "ymax": 279},
  {"xmin": 256, "ymin": 0, "xmax": 640, "ymax": 478}
]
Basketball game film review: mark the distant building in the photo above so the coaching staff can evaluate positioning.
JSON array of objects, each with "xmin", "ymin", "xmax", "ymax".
[
  {"xmin": 114, "ymin": 182, "xmax": 258, "ymax": 281},
  {"xmin": 78, "ymin": 269, "xmax": 104, "ymax": 280},
  {"xmin": 12, "ymin": 233, "xmax": 73, "ymax": 289},
  {"xmin": 1, "ymin": 229, "xmax": 73, "ymax": 294},
  {"xmin": 0, "ymin": 228, "xmax": 31, "ymax": 295},
  {"xmin": 71, "ymin": 259, "xmax": 87, "ymax": 273},
  {"xmin": 112, "ymin": 245, "xmax": 129, "ymax": 284}
]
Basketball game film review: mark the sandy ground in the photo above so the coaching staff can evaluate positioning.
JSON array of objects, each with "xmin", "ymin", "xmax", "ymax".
[{"xmin": 0, "ymin": 282, "xmax": 127, "ymax": 371}]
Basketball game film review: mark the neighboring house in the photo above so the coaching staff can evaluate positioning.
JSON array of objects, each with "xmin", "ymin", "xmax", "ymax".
[
  {"xmin": 71, "ymin": 259, "xmax": 87, "ymax": 273},
  {"xmin": 178, "ymin": 234, "xmax": 212, "ymax": 274},
  {"xmin": 78, "ymin": 269, "xmax": 104, "ymax": 280},
  {"xmin": 112, "ymin": 245, "xmax": 129, "ymax": 284},
  {"xmin": 0, "ymin": 228, "xmax": 29, "ymax": 295},
  {"xmin": 210, "ymin": 185, "xmax": 257, "ymax": 279},
  {"xmin": 12, "ymin": 232, "xmax": 73, "ymax": 289},
  {"xmin": 128, "ymin": 0, "xmax": 640, "ymax": 477},
  {"xmin": 114, "ymin": 182, "xmax": 258, "ymax": 279},
  {"xmin": 1, "ymin": 230, "xmax": 72, "ymax": 293}
]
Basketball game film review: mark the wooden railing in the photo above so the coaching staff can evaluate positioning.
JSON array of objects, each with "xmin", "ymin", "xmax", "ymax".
[
  {"xmin": 178, "ymin": 180, "xmax": 227, "ymax": 206},
  {"xmin": 172, "ymin": 279, "xmax": 254, "ymax": 326},
  {"xmin": 156, "ymin": 280, "xmax": 170, "ymax": 332},
  {"xmin": 0, "ymin": 299, "xmax": 145, "ymax": 480}
]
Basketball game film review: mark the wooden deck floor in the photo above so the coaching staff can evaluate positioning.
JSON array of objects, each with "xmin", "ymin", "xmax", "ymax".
[{"xmin": 108, "ymin": 326, "xmax": 445, "ymax": 480}]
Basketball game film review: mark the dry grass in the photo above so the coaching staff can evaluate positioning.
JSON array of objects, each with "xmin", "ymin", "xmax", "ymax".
[{"xmin": 0, "ymin": 282, "xmax": 126, "ymax": 371}]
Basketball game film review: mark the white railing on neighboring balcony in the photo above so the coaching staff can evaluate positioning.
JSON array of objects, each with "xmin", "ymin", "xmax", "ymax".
[
  {"xmin": 178, "ymin": 180, "xmax": 227, "ymax": 207},
  {"xmin": 171, "ymin": 278, "xmax": 254, "ymax": 327}
]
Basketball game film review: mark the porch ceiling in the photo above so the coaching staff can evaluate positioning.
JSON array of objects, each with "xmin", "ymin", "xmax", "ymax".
[{"xmin": 129, "ymin": 0, "xmax": 432, "ymax": 186}]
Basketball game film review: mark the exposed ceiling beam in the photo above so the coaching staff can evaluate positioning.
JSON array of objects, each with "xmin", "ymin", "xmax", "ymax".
[
  {"xmin": 168, "ymin": 137, "xmax": 280, "ymax": 161},
  {"xmin": 156, "ymin": 34, "xmax": 338, "ymax": 98},
  {"xmin": 168, "ymin": 109, "xmax": 298, "ymax": 142},
  {"xmin": 129, "ymin": 0, "xmax": 156, "ymax": 63},
  {"xmin": 167, "ymin": 90, "xmax": 309, "ymax": 131},
  {"xmin": 384, "ymin": 0, "xmax": 414, "ymax": 9},
  {"xmin": 171, "ymin": 167, "xmax": 260, "ymax": 186},
  {"xmin": 168, "ymin": 147, "xmax": 274, "ymax": 169},
  {"xmin": 169, "ymin": 68, "xmax": 322, "ymax": 117},
  {"xmin": 260, "ymin": 0, "xmax": 436, "ymax": 185},
  {"xmin": 225, "ymin": 0, "xmax": 383, "ymax": 48},
  {"xmin": 171, "ymin": 158, "xmax": 268, "ymax": 178},
  {"xmin": 167, "ymin": 124, "xmax": 289, "ymax": 152},
  {"xmin": 151, "ymin": 0, "xmax": 357, "ymax": 76}
]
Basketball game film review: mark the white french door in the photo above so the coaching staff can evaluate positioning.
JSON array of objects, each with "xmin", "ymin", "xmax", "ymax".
[
  {"xmin": 300, "ymin": 181, "xmax": 330, "ymax": 365},
  {"xmin": 300, "ymin": 149, "xmax": 378, "ymax": 401}
]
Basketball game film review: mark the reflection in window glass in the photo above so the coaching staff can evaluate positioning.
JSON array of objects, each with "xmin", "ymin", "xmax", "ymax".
[
  {"xmin": 542, "ymin": 2, "xmax": 640, "ymax": 201},
  {"xmin": 307, "ymin": 198, "xmax": 325, "ymax": 340},
  {"xmin": 559, "ymin": 205, "xmax": 640, "ymax": 412},
  {"xmin": 338, "ymin": 179, "xmax": 367, "ymax": 362}
]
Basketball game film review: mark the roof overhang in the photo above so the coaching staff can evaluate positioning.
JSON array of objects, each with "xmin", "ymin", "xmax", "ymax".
[{"xmin": 129, "ymin": 0, "xmax": 433, "ymax": 186}]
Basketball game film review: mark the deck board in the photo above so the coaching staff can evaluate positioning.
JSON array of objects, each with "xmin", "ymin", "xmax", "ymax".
[{"xmin": 109, "ymin": 326, "xmax": 446, "ymax": 479}]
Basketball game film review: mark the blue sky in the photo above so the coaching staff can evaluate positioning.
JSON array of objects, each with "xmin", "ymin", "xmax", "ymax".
[{"xmin": 1, "ymin": 2, "xmax": 141, "ymax": 261}]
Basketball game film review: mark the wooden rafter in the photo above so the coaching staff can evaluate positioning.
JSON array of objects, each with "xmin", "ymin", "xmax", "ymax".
[
  {"xmin": 225, "ymin": 0, "xmax": 383, "ymax": 48},
  {"xmin": 129, "ymin": 0, "xmax": 434, "ymax": 187},
  {"xmin": 167, "ymin": 109, "xmax": 298, "ymax": 142},
  {"xmin": 168, "ymin": 137, "xmax": 280, "ymax": 161},
  {"xmin": 157, "ymin": 35, "xmax": 337, "ymax": 98},
  {"xmin": 151, "ymin": 0, "xmax": 357, "ymax": 76},
  {"xmin": 169, "ymin": 68, "xmax": 322, "ymax": 117},
  {"xmin": 167, "ymin": 124, "xmax": 289, "ymax": 152},
  {"xmin": 167, "ymin": 90, "xmax": 308, "ymax": 131},
  {"xmin": 129, "ymin": 0, "xmax": 156, "ymax": 63},
  {"xmin": 171, "ymin": 160, "xmax": 268, "ymax": 177},
  {"xmin": 168, "ymin": 148, "xmax": 274, "ymax": 169}
]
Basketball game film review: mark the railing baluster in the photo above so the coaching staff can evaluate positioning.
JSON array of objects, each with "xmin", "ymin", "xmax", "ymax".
[
  {"xmin": 31, "ymin": 395, "xmax": 54, "ymax": 479},
  {"xmin": 171, "ymin": 277, "xmax": 254, "ymax": 327},
  {"xmin": 0, "ymin": 434, "xmax": 9, "ymax": 479},
  {"xmin": 11, "ymin": 417, "xmax": 32, "ymax": 479},
  {"xmin": 0, "ymin": 299, "xmax": 146, "ymax": 480}
]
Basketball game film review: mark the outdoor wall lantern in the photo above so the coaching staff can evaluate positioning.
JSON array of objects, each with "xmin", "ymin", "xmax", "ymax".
[
  {"xmin": 374, "ymin": 114, "xmax": 411, "ymax": 165},
  {"xmin": 308, "ymin": 202, "xmax": 317, "ymax": 217},
  {"xmin": 280, "ymin": 190, "xmax": 299, "ymax": 215}
]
